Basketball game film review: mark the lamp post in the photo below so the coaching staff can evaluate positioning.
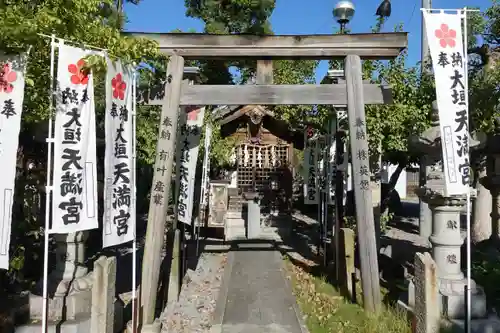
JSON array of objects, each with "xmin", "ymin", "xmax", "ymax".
[{"xmin": 333, "ymin": 0, "xmax": 355, "ymax": 33}]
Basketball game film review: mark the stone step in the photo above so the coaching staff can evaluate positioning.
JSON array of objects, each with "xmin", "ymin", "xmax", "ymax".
[
  {"xmin": 225, "ymin": 226, "xmax": 246, "ymax": 241},
  {"xmin": 228, "ymin": 187, "xmax": 239, "ymax": 197},
  {"xmin": 16, "ymin": 316, "xmax": 91, "ymax": 333},
  {"xmin": 228, "ymin": 201, "xmax": 245, "ymax": 207},
  {"xmin": 226, "ymin": 211, "xmax": 244, "ymax": 219},
  {"xmin": 226, "ymin": 219, "xmax": 245, "ymax": 228},
  {"xmin": 228, "ymin": 198, "xmax": 245, "ymax": 203}
]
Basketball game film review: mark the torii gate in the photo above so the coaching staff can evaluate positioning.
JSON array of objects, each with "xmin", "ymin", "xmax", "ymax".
[{"xmin": 128, "ymin": 31, "xmax": 408, "ymax": 330}]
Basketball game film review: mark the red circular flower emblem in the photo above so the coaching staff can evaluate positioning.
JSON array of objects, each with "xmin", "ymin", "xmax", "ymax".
[
  {"xmin": 186, "ymin": 106, "xmax": 200, "ymax": 121},
  {"xmin": 111, "ymin": 73, "xmax": 127, "ymax": 100},
  {"xmin": 435, "ymin": 23, "xmax": 457, "ymax": 48},
  {"xmin": 306, "ymin": 126, "xmax": 314, "ymax": 139},
  {"xmin": 0, "ymin": 63, "xmax": 17, "ymax": 93},
  {"xmin": 68, "ymin": 59, "xmax": 89, "ymax": 85}
]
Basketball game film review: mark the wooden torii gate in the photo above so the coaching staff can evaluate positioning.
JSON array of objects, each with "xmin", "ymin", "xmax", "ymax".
[{"xmin": 129, "ymin": 31, "xmax": 408, "ymax": 329}]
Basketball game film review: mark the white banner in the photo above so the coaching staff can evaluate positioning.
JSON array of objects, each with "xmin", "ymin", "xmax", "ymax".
[
  {"xmin": 52, "ymin": 44, "xmax": 98, "ymax": 234},
  {"xmin": 176, "ymin": 106, "xmax": 205, "ymax": 224},
  {"xmin": 303, "ymin": 127, "xmax": 319, "ymax": 205},
  {"xmin": 200, "ymin": 124, "xmax": 212, "ymax": 208},
  {"xmin": 103, "ymin": 59, "xmax": 135, "ymax": 247},
  {"xmin": 327, "ymin": 118, "xmax": 337, "ymax": 205},
  {"xmin": 424, "ymin": 11, "xmax": 470, "ymax": 196},
  {"xmin": 0, "ymin": 54, "xmax": 27, "ymax": 269}
]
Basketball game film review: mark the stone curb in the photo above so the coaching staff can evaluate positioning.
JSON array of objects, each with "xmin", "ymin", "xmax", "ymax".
[
  {"xmin": 210, "ymin": 250, "xmax": 236, "ymax": 333},
  {"xmin": 277, "ymin": 251, "xmax": 310, "ymax": 333}
]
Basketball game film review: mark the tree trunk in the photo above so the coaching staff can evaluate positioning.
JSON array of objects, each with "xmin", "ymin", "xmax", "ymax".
[{"xmin": 472, "ymin": 160, "xmax": 492, "ymax": 243}]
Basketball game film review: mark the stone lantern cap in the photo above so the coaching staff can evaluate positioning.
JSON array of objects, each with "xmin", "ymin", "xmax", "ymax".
[{"xmin": 409, "ymin": 100, "xmax": 481, "ymax": 159}]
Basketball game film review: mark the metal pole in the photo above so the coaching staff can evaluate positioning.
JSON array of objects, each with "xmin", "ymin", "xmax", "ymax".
[
  {"xmin": 42, "ymin": 34, "xmax": 56, "ymax": 333},
  {"xmin": 462, "ymin": 8, "xmax": 472, "ymax": 333},
  {"xmin": 131, "ymin": 68, "xmax": 138, "ymax": 333},
  {"xmin": 317, "ymin": 144, "xmax": 323, "ymax": 256}
]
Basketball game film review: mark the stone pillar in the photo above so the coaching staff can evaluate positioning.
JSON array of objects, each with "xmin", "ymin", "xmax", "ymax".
[
  {"xmin": 484, "ymin": 135, "xmax": 500, "ymax": 244},
  {"xmin": 91, "ymin": 256, "xmax": 117, "ymax": 333},
  {"xmin": 491, "ymin": 188, "xmax": 500, "ymax": 243},
  {"xmin": 420, "ymin": 156, "xmax": 434, "ymax": 240},
  {"xmin": 414, "ymin": 252, "xmax": 440, "ymax": 333},
  {"xmin": 427, "ymin": 196, "xmax": 465, "ymax": 281}
]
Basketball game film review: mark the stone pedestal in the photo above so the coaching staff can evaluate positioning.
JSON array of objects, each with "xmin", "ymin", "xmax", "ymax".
[{"xmin": 28, "ymin": 232, "xmax": 93, "ymax": 321}]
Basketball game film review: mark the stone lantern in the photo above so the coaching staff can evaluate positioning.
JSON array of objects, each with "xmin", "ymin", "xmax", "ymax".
[
  {"xmin": 481, "ymin": 133, "xmax": 500, "ymax": 244},
  {"xmin": 409, "ymin": 100, "xmax": 487, "ymax": 319}
]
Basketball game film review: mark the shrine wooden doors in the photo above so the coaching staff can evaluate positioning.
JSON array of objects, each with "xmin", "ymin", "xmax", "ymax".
[{"xmin": 236, "ymin": 143, "xmax": 292, "ymax": 212}]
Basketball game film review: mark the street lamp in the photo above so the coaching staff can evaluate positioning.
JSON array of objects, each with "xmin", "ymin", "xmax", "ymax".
[
  {"xmin": 375, "ymin": 0, "xmax": 391, "ymax": 19},
  {"xmin": 333, "ymin": 0, "xmax": 355, "ymax": 34}
]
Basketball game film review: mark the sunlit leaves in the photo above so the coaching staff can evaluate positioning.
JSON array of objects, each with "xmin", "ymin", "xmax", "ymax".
[{"xmin": 0, "ymin": 0, "xmax": 166, "ymax": 165}]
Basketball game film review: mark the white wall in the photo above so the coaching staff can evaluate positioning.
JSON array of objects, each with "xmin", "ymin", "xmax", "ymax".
[{"xmin": 381, "ymin": 163, "xmax": 407, "ymax": 198}]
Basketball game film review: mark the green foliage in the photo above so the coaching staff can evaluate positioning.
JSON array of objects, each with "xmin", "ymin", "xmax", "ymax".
[
  {"xmin": 271, "ymin": 59, "xmax": 319, "ymax": 128},
  {"xmin": 331, "ymin": 21, "xmax": 434, "ymax": 167},
  {"xmin": 183, "ymin": 0, "xmax": 319, "ymax": 167},
  {"xmin": 0, "ymin": 0, "xmax": 166, "ymax": 161},
  {"xmin": 0, "ymin": 0, "xmax": 166, "ymax": 284},
  {"xmin": 466, "ymin": 2, "xmax": 500, "ymax": 135},
  {"xmin": 365, "ymin": 51, "xmax": 434, "ymax": 165},
  {"xmin": 185, "ymin": 0, "xmax": 275, "ymax": 34},
  {"xmin": 200, "ymin": 113, "xmax": 238, "ymax": 171}
]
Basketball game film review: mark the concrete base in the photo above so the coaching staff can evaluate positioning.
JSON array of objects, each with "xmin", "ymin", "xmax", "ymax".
[
  {"xmin": 446, "ymin": 315, "xmax": 500, "ymax": 333},
  {"xmin": 16, "ymin": 316, "xmax": 90, "ymax": 333},
  {"xmin": 397, "ymin": 278, "xmax": 487, "ymax": 320},
  {"xmin": 440, "ymin": 278, "xmax": 487, "ymax": 319},
  {"xmin": 18, "ymin": 295, "xmax": 123, "ymax": 333},
  {"xmin": 125, "ymin": 319, "xmax": 161, "ymax": 333},
  {"xmin": 397, "ymin": 298, "xmax": 500, "ymax": 333},
  {"xmin": 28, "ymin": 273, "xmax": 93, "ymax": 321}
]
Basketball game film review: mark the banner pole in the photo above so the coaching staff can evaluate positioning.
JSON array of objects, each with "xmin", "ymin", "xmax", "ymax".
[
  {"xmin": 42, "ymin": 34, "xmax": 56, "ymax": 333},
  {"xmin": 462, "ymin": 7, "xmax": 472, "ymax": 333},
  {"xmin": 131, "ymin": 68, "xmax": 138, "ymax": 333}
]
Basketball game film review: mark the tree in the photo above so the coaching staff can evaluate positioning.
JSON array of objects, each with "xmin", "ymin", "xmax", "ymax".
[
  {"xmin": 183, "ymin": 0, "xmax": 318, "ymax": 170},
  {"xmin": 328, "ymin": 21, "xmax": 435, "ymax": 215},
  {"xmin": 0, "ymin": 0, "xmax": 165, "ymax": 287}
]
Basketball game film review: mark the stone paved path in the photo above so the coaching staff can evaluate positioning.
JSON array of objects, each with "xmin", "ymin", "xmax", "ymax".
[{"xmin": 215, "ymin": 242, "xmax": 307, "ymax": 333}]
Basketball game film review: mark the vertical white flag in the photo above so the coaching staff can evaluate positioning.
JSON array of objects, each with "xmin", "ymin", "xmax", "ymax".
[
  {"xmin": 424, "ymin": 11, "xmax": 470, "ymax": 196},
  {"xmin": 176, "ymin": 106, "xmax": 205, "ymax": 224},
  {"xmin": 327, "ymin": 118, "xmax": 337, "ymax": 205},
  {"xmin": 0, "ymin": 54, "xmax": 27, "ymax": 269},
  {"xmin": 200, "ymin": 124, "xmax": 212, "ymax": 208},
  {"xmin": 52, "ymin": 44, "xmax": 98, "ymax": 234},
  {"xmin": 303, "ymin": 127, "xmax": 319, "ymax": 205},
  {"xmin": 103, "ymin": 59, "xmax": 135, "ymax": 247}
]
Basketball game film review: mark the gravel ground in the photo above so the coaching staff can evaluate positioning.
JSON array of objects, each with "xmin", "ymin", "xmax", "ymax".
[{"xmin": 160, "ymin": 251, "xmax": 227, "ymax": 333}]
